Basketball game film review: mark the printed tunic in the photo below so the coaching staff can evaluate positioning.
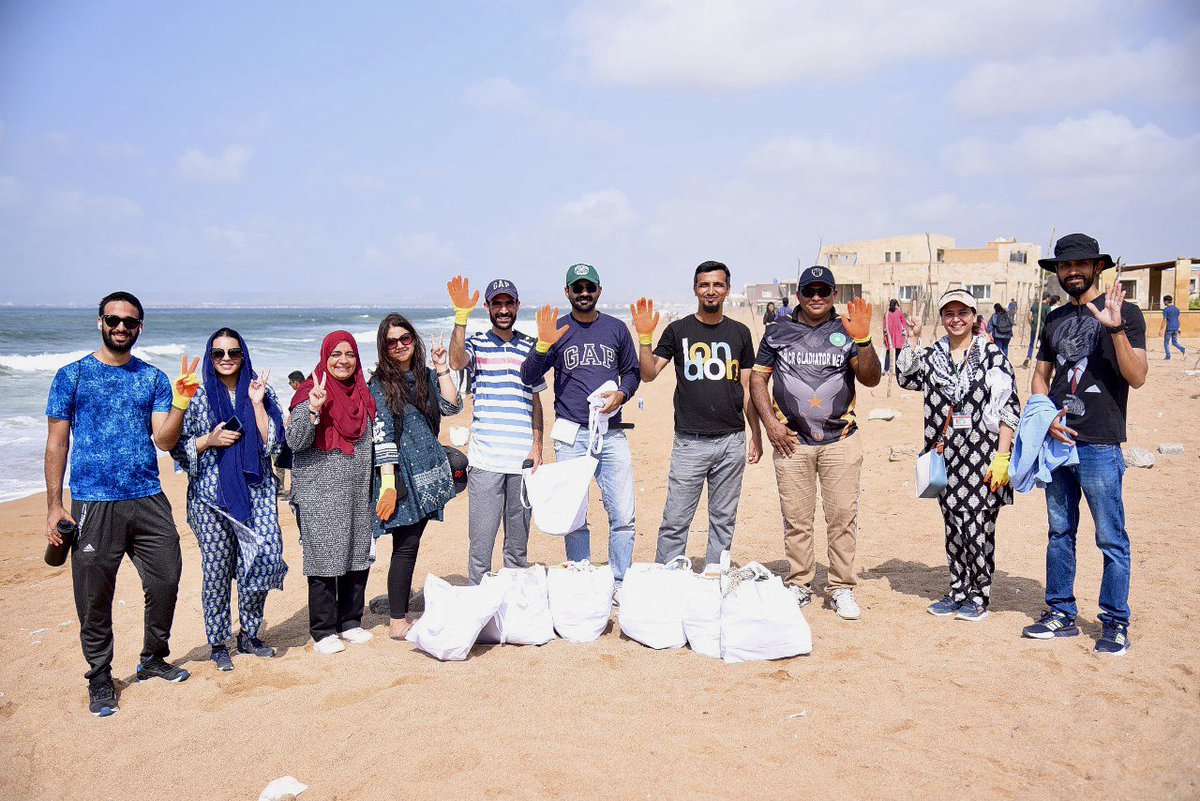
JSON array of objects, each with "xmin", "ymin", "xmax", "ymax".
[
  {"xmin": 896, "ymin": 336, "xmax": 1021, "ymax": 513},
  {"xmin": 287, "ymin": 399, "xmax": 375, "ymax": 577}
]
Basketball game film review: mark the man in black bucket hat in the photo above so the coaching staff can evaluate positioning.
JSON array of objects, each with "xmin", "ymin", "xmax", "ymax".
[{"xmin": 1022, "ymin": 233, "xmax": 1147, "ymax": 655}]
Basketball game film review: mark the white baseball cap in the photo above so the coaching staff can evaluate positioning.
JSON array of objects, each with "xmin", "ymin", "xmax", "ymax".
[{"xmin": 938, "ymin": 288, "xmax": 977, "ymax": 312}]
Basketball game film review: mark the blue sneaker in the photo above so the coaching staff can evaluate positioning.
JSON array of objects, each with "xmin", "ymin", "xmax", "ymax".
[
  {"xmin": 135, "ymin": 656, "xmax": 190, "ymax": 683},
  {"xmin": 1094, "ymin": 623, "xmax": 1130, "ymax": 655},
  {"xmin": 954, "ymin": 601, "xmax": 988, "ymax": 622},
  {"xmin": 927, "ymin": 595, "xmax": 961, "ymax": 617},
  {"xmin": 210, "ymin": 646, "xmax": 234, "ymax": 672},
  {"xmin": 1022, "ymin": 610, "xmax": 1079, "ymax": 639},
  {"xmin": 88, "ymin": 680, "xmax": 119, "ymax": 717}
]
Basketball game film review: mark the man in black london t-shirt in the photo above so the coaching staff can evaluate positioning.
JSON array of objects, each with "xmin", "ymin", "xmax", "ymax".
[{"xmin": 632, "ymin": 261, "xmax": 762, "ymax": 566}]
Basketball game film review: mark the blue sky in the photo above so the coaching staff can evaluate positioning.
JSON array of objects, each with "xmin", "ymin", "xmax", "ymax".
[{"xmin": 2, "ymin": 0, "xmax": 1198, "ymax": 306}]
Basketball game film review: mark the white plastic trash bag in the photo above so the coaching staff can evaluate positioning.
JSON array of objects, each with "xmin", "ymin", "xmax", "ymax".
[
  {"xmin": 617, "ymin": 557, "xmax": 693, "ymax": 650},
  {"xmin": 478, "ymin": 565, "xmax": 555, "ymax": 646},
  {"xmin": 522, "ymin": 454, "xmax": 596, "ymax": 536},
  {"xmin": 546, "ymin": 560, "xmax": 615, "ymax": 642},
  {"xmin": 682, "ymin": 573, "xmax": 723, "ymax": 658},
  {"xmin": 405, "ymin": 574, "xmax": 506, "ymax": 661},
  {"xmin": 719, "ymin": 563, "xmax": 812, "ymax": 664}
]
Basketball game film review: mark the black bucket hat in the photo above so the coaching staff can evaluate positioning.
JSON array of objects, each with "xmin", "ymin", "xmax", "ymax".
[
  {"xmin": 1038, "ymin": 233, "xmax": 1115, "ymax": 272},
  {"xmin": 443, "ymin": 446, "xmax": 468, "ymax": 496}
]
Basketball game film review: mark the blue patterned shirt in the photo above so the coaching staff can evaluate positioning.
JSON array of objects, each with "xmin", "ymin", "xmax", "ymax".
[{"xmin": 46, "ymin": 354, "xmax": 173, "ymax": 501}]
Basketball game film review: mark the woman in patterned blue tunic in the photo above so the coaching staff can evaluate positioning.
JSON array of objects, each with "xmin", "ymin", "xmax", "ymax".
[
  {"xmin": 369, "ymin": 314, "xmax": 462, "ymax": 640},
  {"xmin": 172, "ymin": 328, "xmax": 287, "ymax": 670},
  {"xmin": 897, "ymin": 289, "xmax": 1021, "ymax": 622}
]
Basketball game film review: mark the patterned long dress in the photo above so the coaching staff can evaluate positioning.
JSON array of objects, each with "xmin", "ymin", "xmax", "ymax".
[
  {"xmin": 286, "ymin": 400, "xmax": 376, "ymax": 577},
  {"xmin": 172, "ymin": 383, "xmax": 287, "ymax": 647},
  {"xmin": 897, "ymin": 335, "xmax": 1021, "ymax": 607}
]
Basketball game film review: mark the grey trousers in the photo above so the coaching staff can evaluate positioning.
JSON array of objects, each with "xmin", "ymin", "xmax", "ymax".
[
  {"xmin": 467, "ymin": 467, "xmax": 531, "ymax": 584},
  {"xmin": 654, "ymin": 431, "xmax": 747, "ymax": 566}
]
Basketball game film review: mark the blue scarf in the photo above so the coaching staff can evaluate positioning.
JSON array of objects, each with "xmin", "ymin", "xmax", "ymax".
[{"xmin": 202, "ymin": 329, "xmax": 285, "ymax": 523}]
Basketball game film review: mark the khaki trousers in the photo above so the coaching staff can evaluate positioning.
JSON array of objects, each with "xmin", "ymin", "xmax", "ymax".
[{"xmin": 772, "ymin": 432, "xmax": 862, "ymax": 591}]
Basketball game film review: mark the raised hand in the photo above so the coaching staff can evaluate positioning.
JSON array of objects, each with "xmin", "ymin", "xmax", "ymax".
[
  {"xmin": 172, "ymin": 354, "xmax": 201, "ymax": 410},
  {"xmin": 630, "ymin": 297, "xmax": 660, "ymax": 340},
  {"xmin": 448, "ymin": 275, "xmax": 479, "ymax": 325},
  {"xmin": 248, "ymin": 368, "xmax": 271, "ymax": 406},
  {"xmin": 205, "ymin": 421, "xmax": 241, "ymax": 450},
  {"xmin": 308, "ymin": 372, "xmax": 328, "ymax": 414},
  {"xmin": 535, "ymin": 305, "xmax": 569, "ymax": 348},
  {"xmin": 843, "ymin": 297, "xmax": 873, "ymax": 342},
  {"xmin": 430, "ymin": 333, "xmax": 449, "ymax": 370},
  {"xmin": 1086, "ymin": 277, "xmax": 1125, "ymax": 329}
]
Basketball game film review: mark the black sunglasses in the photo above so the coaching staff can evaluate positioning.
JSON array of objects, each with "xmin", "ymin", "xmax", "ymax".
[
  {"xmin": 800, "ymin": 285, "xmax": 834, "ymax": 298},
  {"xmin": 569, "ymin": 281, "xmax": 598, "ymax": 294},
  {"xmin": 101, "ymin": 315, "xmax": 142, "ymax": 330},
  {"xmin": 386, "ymin": 332, "xmax": 415, "ymax": 348},
  {"xmin": 210, "ymin": 348, "xmax": 244, "ymax": 361}
]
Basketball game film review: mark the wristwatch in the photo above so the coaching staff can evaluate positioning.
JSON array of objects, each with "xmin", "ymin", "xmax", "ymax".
[
  {"xmin": 1104, "ymin": 322, "xmax": 1126, "ymax": 335},
  {"xmin": 437, "ymin": 369, "xmax": 451, "ymax": 377}
]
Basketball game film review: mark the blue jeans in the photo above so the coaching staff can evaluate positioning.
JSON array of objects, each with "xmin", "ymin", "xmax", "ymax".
[
  {"xmin": 1043, "ymin": 444, "xmax": 1131, "ymax": 626},
  {"xmin": 554, "ymin": 429, "xmax": 636, "ymax": 582},
  {"xmin": 1164, "ymin": 330, "xmax": 1185, "ymax": 358}
]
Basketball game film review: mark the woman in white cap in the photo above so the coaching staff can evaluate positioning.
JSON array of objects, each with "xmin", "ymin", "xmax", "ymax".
[{"xmin": 896, "ymin": 288, "xmax": 1021, "ymax": 621}]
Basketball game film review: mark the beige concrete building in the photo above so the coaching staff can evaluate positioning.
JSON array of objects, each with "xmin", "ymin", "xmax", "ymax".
[{"xmin": 815, "ymin": 234, "xmax": 1047, "ymax": 312}]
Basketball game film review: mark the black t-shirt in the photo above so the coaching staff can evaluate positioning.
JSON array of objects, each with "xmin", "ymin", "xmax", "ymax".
[
  {"xmin": 1036, "ymin": 296, "xmax": 1146, "ymax": 444},
  {"xmin": 654, "ymin": 315, "xmax": 755, "ymax": 435}
]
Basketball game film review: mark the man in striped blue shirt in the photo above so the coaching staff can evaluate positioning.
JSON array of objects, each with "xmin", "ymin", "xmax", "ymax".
[{"xmin": 448, "ymin": 276, "xmax": 546, "ymax": 584}]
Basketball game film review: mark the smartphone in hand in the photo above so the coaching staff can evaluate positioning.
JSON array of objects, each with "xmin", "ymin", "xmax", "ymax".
[{"xmin": 225, "ymin": 415, "xmax": 245, "ymax": 435}]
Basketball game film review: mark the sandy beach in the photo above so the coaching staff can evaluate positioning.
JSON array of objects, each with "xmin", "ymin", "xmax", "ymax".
[{"xmin": 1, "ymin": 309, "xmax": 1198, "ymax": 800}]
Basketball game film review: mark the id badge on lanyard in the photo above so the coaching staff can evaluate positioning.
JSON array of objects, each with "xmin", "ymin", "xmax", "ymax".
[{"xmin": 950, "ymin": 412, "xmax": 972, "ymax": 430}]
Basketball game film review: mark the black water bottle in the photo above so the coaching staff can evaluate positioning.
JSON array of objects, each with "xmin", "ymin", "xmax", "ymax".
[{"xmin": 45, "ymin": 518, "xmax": 77, "ymax": 567}]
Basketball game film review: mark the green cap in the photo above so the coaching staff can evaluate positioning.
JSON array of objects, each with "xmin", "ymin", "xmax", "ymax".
[{"xmin": 565, "ymin": 263, "xmax": 601, "ymax": 287}]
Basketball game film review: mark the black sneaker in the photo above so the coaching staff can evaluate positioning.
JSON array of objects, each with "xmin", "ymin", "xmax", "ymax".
[
  {"xmin": 1022, "ymin": 610, "xmax": 1080, "ymax": 639},
  {"xmin": 135, "ymin": 656, "xmax": 190, "ymax": 683},
  {"xmin": 1094, "ymin": 623, "xmax": 1130, "ymax": 655},
  {"xmin": 237, "ymin": 632, "xmax": 276, "ymax": 658},
  {"xmin": 210, "ymin": 646, "xmax": 234, "ymax": 671},
  {"xmin": 88, "ymin": 680, "xmax": 119, "ymax": 717}
]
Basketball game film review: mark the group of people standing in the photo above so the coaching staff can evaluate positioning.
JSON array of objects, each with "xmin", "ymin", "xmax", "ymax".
[{"xmin": 45, "ymin": 231, "xmax": 1148, "ymax": 718}]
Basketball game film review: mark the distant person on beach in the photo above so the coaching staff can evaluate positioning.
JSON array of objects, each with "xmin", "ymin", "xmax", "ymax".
[
  {"xmin": 44, "ymin": 291, "xmax": 198, "ymax": 717},
  {"xmin": 1159, "ymin": 295, "xmax": 1186, "ymax": 360},
  {"xmin": 521, "ymin": 263, "xmax": 640, "ymax": 584},
  {"xmin": 1022, "ymin": 233, "xmax": 1146, "ymax": 655},
  {"xmin": 447, "ymin": 277, "xmax": 545, "ymax": 585},
  {"xmin": 369, "ymin": 314, "xmax": 461, "ymax": 639},
  {"xmin": 287, "ymin": 331, "xmax": 377, "ymax": 655},
  {"xmin": 288, "ymin": 370, "xmax": 305, "ymax": 391},
  {"xmin": 882, "ymin": 298, "xmax": 907, "ymax": 374},
  {"xmin": 169, "ymin": 328, "xmax": 287, "ymax": 671},
  {"xmin": 762, "ymin": 302, "xmax": 778, "ymax": 327},
  {"xmin": 775, "ymin": 301, "xmax": 794, "ymax": 322},
  {"xmin": 750, "ymin": 266, "xmax": 881, "ymax": 620},
  {"xmin": 632, "ymin": 261, "xmax": 763, "ymax": 567},
  {"xmin": 897, "ymin": 289, "xmax": 1020, "ymax": 621},
  {"xmin": 986, "ymin": 303, "xmax": 1014, "ymax": 357},
  {"xmin": 273, "ymin": 370, "xmax": 308, "ymax": 493},
  {"xmin": 1022, "ymin": 294, "xmax": 1055, "ymax": 368}
]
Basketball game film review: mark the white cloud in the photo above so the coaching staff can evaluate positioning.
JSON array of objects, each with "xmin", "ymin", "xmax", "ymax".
[
  {"xmin": 952, "ymin": 33, "xmax": 1200, "ymax": 116},
  {"xmin": 177, "ymin": 144, "xmax": 254, "ymax": 184},
  {"xmin": 465, "ymin": 76, "xmax": 622, "ymax": 142},
  {"xmin": 44, "ymin": 189, "xmax": 142, "ymax": 222},
  {"xmin": 746, "ymin": 136, "xmax": 881, "ymax": 176},
  {"xmin": 553, "ymin": 188, "xmax": 636, "ymax": 234},
  {"xmin": 365, "ymin": 232, "xmax": 462, "ymax": 267},
  {"xmin": 567, "ymin": 0, "xmax": 1105, "ymax": 88}
]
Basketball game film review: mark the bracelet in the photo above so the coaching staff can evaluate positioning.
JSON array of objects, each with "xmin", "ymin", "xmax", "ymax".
[
  {"xmin": 853, "ymin": 336, "xmax": 872, "ymax": 346},
  {"xmin": 437, "ymin": 369, "xmax": 451, "ymax": 377},
  {"xmin": 638, "ymin": 334, "xmax": 652, "ymax": 347},
  {"xmin": 1104, "ymin": 322, "xmax": 1126, "ymax": 335}
]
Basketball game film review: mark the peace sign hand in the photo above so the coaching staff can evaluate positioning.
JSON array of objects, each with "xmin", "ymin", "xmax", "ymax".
[
  {"xmin": 172, "ymin": 354, "xmax": 201, "ymax": 410},
  {"xmin": 535, "ymin": 305, "xmax": 569, "ymax": 349},
  {"xmin": 430, "ymin": 333, "xmax": 449, "ymax": 370},
  {"xmin": 308, "ymin": 372, "xmax": 328, "ymax": 414},
  {"xmin": 248, "ymin": 368, "xmax": 271, "ymax": 406}
]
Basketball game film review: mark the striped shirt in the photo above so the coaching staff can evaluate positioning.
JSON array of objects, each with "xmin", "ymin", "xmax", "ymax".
[{"xmin": 464, "ymin": 329, "xmax": 546, "ymax": 474}]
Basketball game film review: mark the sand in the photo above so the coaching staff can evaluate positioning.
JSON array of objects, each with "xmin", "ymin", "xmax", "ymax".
[{"xmin": 1, "ymin": 310, "xmax": 1198, "ymax": 800}]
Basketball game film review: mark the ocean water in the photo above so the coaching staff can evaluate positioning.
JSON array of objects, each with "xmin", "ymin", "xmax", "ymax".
[{"xmin": 0, "ymin": 305, "xmax": 565, "ymax": 502}]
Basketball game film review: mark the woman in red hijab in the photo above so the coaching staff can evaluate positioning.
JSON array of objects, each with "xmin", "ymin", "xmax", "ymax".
[{"xmin": 286, "ymin": 331, "xmax": 379, "ymax": 655}]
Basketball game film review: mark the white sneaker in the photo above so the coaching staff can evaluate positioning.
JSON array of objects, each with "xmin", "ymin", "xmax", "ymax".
[
  {"xmin": 313, "ymin": 635, "xmax": 345, "ymax": 654},
  {"xmin": 340, "ymin": 627, "xmax": 373, "ymax": 644},
  {"xmin": 831, "ymin": 589, "xmax": 861, "ymax": 620}
]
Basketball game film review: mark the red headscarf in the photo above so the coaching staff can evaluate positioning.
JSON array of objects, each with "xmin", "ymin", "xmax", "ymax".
[{"xmin": 290, "ymin": 330, "xmax": 376, "ymax": 455}]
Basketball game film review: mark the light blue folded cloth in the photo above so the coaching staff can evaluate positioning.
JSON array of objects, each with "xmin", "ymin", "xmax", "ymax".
[{"xmin": 1009, "ymin": 394, "xmax": 1079, "ymax": 493}]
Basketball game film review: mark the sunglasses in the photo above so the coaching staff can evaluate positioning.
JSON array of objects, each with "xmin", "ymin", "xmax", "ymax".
[
  {"xmin": 101, "ymin": 315, "xmax": 142, "ymax": 330},
  {"xmin": 386, "ymin": 332, "xmax": 415, "ymax": 348},
  {"xmin": 210, "ymin": 348, "xmax": 244, "ymax": 361},
  {"xmin": 569, "ymin": 282, "xmax": 598, "ymax": 294},
  {"xmin": 800, "ymin": 285, "xmax": 833, "ymax": 298}
]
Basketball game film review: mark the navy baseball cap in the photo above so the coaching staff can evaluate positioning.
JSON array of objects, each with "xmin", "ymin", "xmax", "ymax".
[
  {"xmin": 799, "ymin": 265, "xmax": 835, "ymax": 288},
  {"xmin": 485, "ymin": 278, "xmax": 519, "ymax": 303}
]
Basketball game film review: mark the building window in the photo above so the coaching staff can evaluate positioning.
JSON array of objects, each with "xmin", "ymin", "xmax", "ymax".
[
  {"xmin": 834, "ymin": 283, "xmax": 863, "ymax": 305},
  {"xmin": 898, "ymin": 285, "xmax": 921, "ymax": 301},
  {"xmin": 1009, "ymin": 250, "xmax": 1027, "ymax": 263},
  {"xmin": 1120, "ymin": 280, "xmax": 1137, "ymax": 300},
  {"xmin": 965, "ymin": 284, "xmax": 992, "ymax": 301},
  {"xmin": 894, "ymin": 251, "xmax": 901, "ymax": 262},
  {"xmin": 884, "ymin": 252, "xmax": 891, "ymax": 263},
  {"xmin": 936, "ymin": 248, "xmax": 945, "ymax": 262}
]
